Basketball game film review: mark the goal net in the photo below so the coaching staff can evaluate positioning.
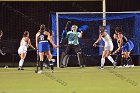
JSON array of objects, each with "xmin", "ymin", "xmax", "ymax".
[{"xmin": 51, "ymin": 12, "xmax": 140, "ymax": 67}]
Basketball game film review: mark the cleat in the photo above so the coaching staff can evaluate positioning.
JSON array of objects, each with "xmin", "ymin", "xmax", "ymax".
[
  {"xmin": 21, "ymin": 68, "xmax": 24, "ymax": 70},
  {"xmin": 38, "ymin": 70, "xmax": 43, "ymax": 74},
  {"xmin": 60, "ymin": 65, "xmax": 66, "ymax": 68},
  {"xmin": 129, "ymin": 65, "xmax": 134, "ymax": 68},
  {"xmin": 18, "ymin": 66, "xmax": 24, "ymax": 70},
  {"xmin": 80, "ymin": 65, "xmax": 85, "ymax": 68},
  {"xmin": 18, "ymin": 68, "xmax": 21, "ymax": 70},
  {"xmin": 113, "ymin": 62, "xmax": 117, "ymax": 69},
  {"xmin": 4, "ymin": 65, "xmax": 8, "ymax": 68},
  {"xmin": 35, "ymin": 70, "xmax": 38, "ymax": 73},
  {"xmin": 131, "ymin": 65, "xmax": 134, "ymax": 68},
  {"xmin": 125, "ymin": 64, "xmax": 129, "ymax": 68},
  {"xmin": 98, "ymin": 66, "xmax": 104, "ymax": 69}
]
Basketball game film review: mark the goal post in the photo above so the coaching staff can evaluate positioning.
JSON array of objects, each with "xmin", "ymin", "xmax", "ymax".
[{"xmin": 56, "ymin": 12, "xmax": 60, "ymax": 68}]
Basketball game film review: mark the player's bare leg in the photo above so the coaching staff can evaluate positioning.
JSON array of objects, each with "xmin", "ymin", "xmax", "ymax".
[
  {"xmin": 106, "ymin": 51, "xmax": 116, "ymax": 68},
  {"xmin": 18, "ymin": 53, "xmax": 26, "ymax": 70}
]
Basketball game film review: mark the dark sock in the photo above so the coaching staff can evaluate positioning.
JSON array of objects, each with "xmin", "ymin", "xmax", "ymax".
[
  {"xmin": 40, "ymin": 61, "xmax": 43, "ymax": 70},
  {"xmin": 121, "ymin": 57, "xmax": 125, "ymax": 66},
  {"xmin": 50, "ymin": 61, "xmax": 54, "ymax": 70},
  {"xmin": 124, "ymin": 58, "xmax": 127, "ymax": 66},
  {"xmin": 127, "ymin": 57, "xmax": 133, "ymax": 65},
  {"xmin": 45, "ymin": 58, "xmax": 49, "ymax": 67},
  {"xmin": 115, "ymin": 55, "xmax": 119, "ymax": 63}
]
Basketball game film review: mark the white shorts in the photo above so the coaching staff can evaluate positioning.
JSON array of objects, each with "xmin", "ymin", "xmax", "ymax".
[
  {"xmin": 104, "ymin": 41, "xmax": 114, "ymax": 51},
  {"xmin": 18, "ymin": 46, "xmax": 27, "ymax": 54}
]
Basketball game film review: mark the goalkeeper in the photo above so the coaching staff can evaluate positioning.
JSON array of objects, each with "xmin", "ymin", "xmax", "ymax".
[{"xmin": 60, "ymin": 25, "xmax": 85, "ymax": 68}]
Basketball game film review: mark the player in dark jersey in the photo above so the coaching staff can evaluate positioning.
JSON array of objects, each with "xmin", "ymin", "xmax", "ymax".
[
  {"xmin": 44, "ymin": 29, "xmax": 54, "ymax": 69},
  {"xmin": 112, "ymin": 27, "xmax": 134, "ymax": 68},
  {"xmin": 113, "ymin": 33, "xmax": 123, "ymax": 67},
  {"xmin": 36, "ymin": 24, "xmax": 57, "ymax": 73}
]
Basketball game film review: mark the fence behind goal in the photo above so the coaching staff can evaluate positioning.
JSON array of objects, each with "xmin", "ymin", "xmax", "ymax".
[{"xmin": 1, "ymin": 12, "xmax": 140, "ymax": 67}]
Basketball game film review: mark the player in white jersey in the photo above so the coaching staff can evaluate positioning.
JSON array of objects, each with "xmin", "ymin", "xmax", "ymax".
[
  {"xmin": 93, "ymin": 26, "xmax": 116, "ymax": 69},
  {"xmin": 0, "ymin": 30, "xmax": 6, "ymax": 55},
  {"xmin": 18, "ymin": 31, "xmax": 35, "ymax": 70}
]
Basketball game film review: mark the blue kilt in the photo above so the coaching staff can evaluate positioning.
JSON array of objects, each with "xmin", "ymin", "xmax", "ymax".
[
  {"xmin": 122, "ymin": 40, "xmax": 134, "ymax": 52},
  {"xmin": 38, "ymin": 41, "xmax": 50, "ymax": 52}
]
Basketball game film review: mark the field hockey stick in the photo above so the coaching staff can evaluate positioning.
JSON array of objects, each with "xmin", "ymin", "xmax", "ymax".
[
  {"xmin": 96, "ymin": 45, "xmax": 104, "ymax": 48},
  {"xmin": 60, "ymin": 21, "xmax": 71, "ymax": 43},
  {"xmin": 27, "ymin": 48, "xmax": 36, "ymax": 52},
  {"xmin": 59, "ymin": 44, "xmax": 69, "ymax": 47},
  {"xmin": 35, "ymin": 50, "xmax": 39, "ymax": 73},
  {"xmin": 93, "ymin": 44, "xmax": 104, "ymax": 48}
]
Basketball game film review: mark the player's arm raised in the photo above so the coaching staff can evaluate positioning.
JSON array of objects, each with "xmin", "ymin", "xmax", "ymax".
[{"xmin": 77, "ymin": 31, "xmax": 83, "ymax": 38}]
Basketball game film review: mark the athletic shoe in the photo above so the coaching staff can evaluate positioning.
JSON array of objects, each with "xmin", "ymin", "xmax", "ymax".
[
  {"xmin": 21, "ymin": 68, "xmax": 24, "ymax": 70},
  {"xmin": 18, "ymin": 67, "xmax": 24, "ymax": 70},
  {"xmin": 125, "ymin": 64, "xmax": 129, "ymax": 68},
  {"xmin": 129, "ymin": 65, "xmax": 134, "ymax": 68},
  {"xmin": 60, "ymin": 65, "xmax": 66, "ymax": 68},
  {"xmin": 98, "ymin": 66, "xmax": 104, "ymax": 69},
  {"xmin": 38, "ymin": 70, "xmax": 43, "ymax": 74},
  {"xmin": 131, "ymin": 65, "xmax": 134, "ymax": 68},
  {"xmin": 80, "ymin": 65, "xmax": 85, "ymax": 68},
  {"xmin": 18, "ymin": 68, "xmax": 20, "ymax": 70},
  {"xmin": 4, "ymin": 65, "xmax": 8, "ymax": 68}
]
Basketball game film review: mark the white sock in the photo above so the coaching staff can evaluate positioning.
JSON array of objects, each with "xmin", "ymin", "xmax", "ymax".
[
  {"xmin": 101, "ymin": 58, "xmax": 105, "ymax": 67},
  {"xmin": 19, "ymin": 59, "xmax": 24, "ymax": 67},
  {"xmin": 107, "ymin": 56, "xmax": 114, "ymax": 64}
]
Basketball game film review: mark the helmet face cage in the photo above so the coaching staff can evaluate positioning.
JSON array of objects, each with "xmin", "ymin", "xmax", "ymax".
[
  {"xmin": 71, "ymin": 25, "xmax": 78, "ymax": 32},
  {"xmin": 40, "ymin": 24, "xmax": 46, "ymax": 31},
  {"xmin": 99, "ymin": 26, "xmax": 105, "ymax": 33},
  {"xmin": 115, "ymin": 27, "xmax": 123, "ymax": 34}
]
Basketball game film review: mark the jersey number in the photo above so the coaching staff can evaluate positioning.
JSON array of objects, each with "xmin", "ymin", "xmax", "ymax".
[{"xmin": 40, "ymin": 35, "xmax": 44, "ymax": 41}]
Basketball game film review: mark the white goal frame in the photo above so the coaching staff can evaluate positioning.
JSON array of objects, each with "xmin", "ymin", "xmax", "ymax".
[
  {"xmin": 56, "ymin": 11, "xmax": 140, "ymax": 68},
  {"xmin": 55, "ymin": 0, "xmax": 106, "ymax": 68}
]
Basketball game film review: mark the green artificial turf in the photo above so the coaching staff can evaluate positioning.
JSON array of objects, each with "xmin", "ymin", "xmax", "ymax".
[{"xmin": 0, "ymin": 67, "xmax": 140, "ymax": 93}]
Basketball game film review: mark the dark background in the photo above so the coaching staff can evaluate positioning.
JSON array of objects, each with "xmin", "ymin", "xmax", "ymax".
[{"xmin": 0, "ymin": 0, "xmax": 140, "ymax": 66}]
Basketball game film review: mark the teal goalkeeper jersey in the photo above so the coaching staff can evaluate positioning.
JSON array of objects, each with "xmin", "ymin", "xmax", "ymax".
[{"xmin": 66, "ymin": 31, "xmax": 81, "ymax": 45}]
